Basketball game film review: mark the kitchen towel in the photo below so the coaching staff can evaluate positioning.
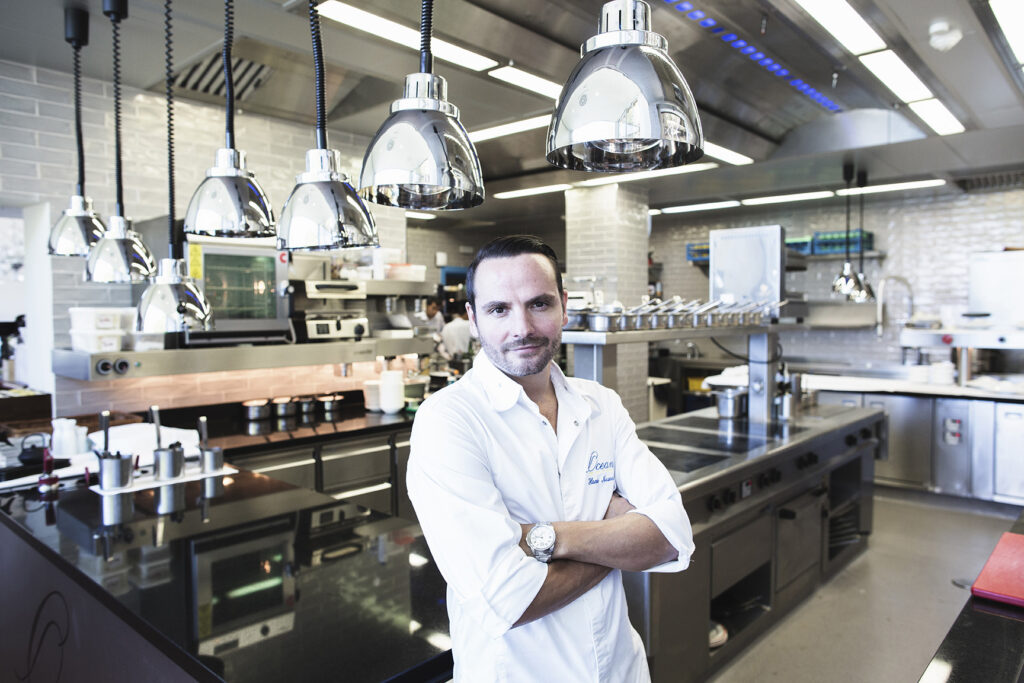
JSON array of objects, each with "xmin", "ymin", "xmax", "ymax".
[{"xmin": 971, "ymin": 532, "xmax": 1024, "ymax": 608}]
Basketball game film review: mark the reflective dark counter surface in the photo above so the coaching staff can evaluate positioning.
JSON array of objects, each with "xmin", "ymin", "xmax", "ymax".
[
  {"xmin": 0, "ymin": 470, "xmax": 450, "ymax": 682},
  {"xmin": 922, "ymin": 511, "xmax": 1024, "ymax": 682}
]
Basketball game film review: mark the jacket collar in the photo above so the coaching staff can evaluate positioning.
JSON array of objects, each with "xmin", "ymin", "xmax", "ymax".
[{"xmin": 471, "ymin": 351, "xmax": 594, "ymax": 424}]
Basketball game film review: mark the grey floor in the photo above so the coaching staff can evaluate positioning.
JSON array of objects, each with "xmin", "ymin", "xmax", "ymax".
[{"xmin": 708, "ymin": 487, "xmax": 1020, "ymax": 683}]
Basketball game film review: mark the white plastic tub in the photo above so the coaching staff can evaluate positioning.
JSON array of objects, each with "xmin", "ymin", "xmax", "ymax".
[
  {"xmin": 70, "ymin": 329, "xmax": 125, "ymax": 352},
  {"xmin": 68, "ymin": 306, "xmax": 137, "ymax": 330}
]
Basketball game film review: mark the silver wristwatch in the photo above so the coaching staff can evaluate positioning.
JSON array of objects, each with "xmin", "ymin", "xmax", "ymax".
[{"xmin": 526, "ymin": 522, "xmax": 556, "ymax": 563}]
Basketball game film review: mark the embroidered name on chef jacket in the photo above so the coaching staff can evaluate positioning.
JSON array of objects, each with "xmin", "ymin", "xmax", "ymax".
[{"xmin": 586, "ymin": 451, "xmax": 615, "ymax": 485}]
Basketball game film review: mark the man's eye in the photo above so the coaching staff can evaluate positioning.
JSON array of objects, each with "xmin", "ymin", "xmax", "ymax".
[{"xmin": 489, "ymin": 306, "xmax": 505, "ymax": 315}]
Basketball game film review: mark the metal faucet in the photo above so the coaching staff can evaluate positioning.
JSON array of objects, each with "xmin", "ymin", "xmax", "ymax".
[
  {"xmin": 875, "ymin": 276, "xmax": 914, "ymax": 337},
  {"xmin": 684, "ymin": 341, "xmax": 701, "ymax": 359}
]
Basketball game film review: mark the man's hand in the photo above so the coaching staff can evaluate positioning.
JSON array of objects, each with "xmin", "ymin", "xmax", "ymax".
[
  {"xmin": 519, "ymin": 523, "xmax": 532, "ymax": 556},
  {"xmin": 604, "ymin": 491, "xmax": 635, "ymax": 519}
]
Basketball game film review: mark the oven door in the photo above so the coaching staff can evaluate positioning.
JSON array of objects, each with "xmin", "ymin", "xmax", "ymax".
[{"xmin": 191, "ymin": 516, "xmax": 297, "ymax": 656}]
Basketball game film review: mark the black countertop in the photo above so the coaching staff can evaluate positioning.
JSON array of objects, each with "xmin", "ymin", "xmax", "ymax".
[
  {"xmin": 0, "ymin": 470, "xmax": 451, "ymax": 682},
  {"xmin": 921, "ymin": 510, "xmax": 1024, "ymax": 682}
]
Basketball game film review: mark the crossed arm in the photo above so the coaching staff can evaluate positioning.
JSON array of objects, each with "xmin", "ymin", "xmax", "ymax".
[{"xmin": 512, "ymin": 492, "xmax": 678, "ymax": 627}]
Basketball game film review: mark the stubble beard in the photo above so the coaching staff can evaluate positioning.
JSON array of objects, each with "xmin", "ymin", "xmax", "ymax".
[{"xmin": 481, "ymin": 333, "xmax": 561, "ymax": 378}]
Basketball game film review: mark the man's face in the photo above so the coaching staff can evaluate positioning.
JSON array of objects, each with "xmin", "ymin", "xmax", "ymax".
[
  {"xmin": 466, "ymin": 253, "xmax": 568, "ymax": 379},
  {"xmin": 426, "ymin": 302, "xmax": 440, "ymax": 318}
]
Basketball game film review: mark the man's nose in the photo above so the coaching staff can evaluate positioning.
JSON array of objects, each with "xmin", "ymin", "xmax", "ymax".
[{"xmin": 509, "ymin": 306, "xmax": 534, "ymax": 338}]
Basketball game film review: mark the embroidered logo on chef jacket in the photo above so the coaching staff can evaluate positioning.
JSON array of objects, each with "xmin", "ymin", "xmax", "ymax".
[{"xmin": 586, "ymin": 451, "xmax": 615, "ymax": 485}]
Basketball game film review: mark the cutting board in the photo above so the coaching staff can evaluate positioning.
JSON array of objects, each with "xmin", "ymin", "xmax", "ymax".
[{"xmin": 972, "ymin": 532, "xmax": 1024, "ymax": 608}]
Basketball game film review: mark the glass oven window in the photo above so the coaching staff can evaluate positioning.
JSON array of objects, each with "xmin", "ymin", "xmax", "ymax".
[
  {"xmin": 210, "ymin": 547, "xmax": 287, "ymax": 629},
  {"xmin": 203, "ymin": 253, "xmax": 277, "ymax": 320}
]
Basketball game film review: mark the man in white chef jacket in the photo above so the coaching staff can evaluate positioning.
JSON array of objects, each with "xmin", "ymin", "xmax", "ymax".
[{"xmin": 407, "ymin": 235, "xmax": 694, "ymax": 682}]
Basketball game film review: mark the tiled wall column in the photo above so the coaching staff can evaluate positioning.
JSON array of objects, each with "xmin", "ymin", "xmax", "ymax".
[{"xmin": 565, "ymin": 184, "xmax": 650, "ymax": 422}]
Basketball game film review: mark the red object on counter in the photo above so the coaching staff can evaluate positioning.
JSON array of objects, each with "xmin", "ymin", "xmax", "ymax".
[
  {"xmin": 972, "ymin": 532, "xmax": 1024, "ymax": 608},
  {"xmin": 942, "ymin": 334, "xmax": 954, "ymax": 345}
]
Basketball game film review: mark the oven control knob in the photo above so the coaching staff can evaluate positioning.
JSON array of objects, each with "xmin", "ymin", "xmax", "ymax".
[
  {"xmin": 354, "ymin": 324, "xmax": 365, "ymax": 336},
  {"xmin": 758, "ymin": 473, "xmax": 770, "ymax": 489},
  {"xmin": 845, "ymin": 434, "xmax": 858, "ymax": 447},
  {"xmin": 807, "ymin": 452, "xmax": 819, "ymax": 465},
  {"xmin": 770, "ymin": 468, "xmax": 782, "ymax": 483},
  {"xmin": 707, "ymin": 494, "xmax": 723, "ymax": 511},
  {"xmin": 860, "ymin": 428, "xmax": 872, "ymax": 440},
  {"xmin": 260, "ymin": 624, "xmax": 270, "ymax": 637},
  {"xmin": 723, "ymin": 489, "xmax": 737, "ymax": 505},
  {"xmin": 796, "ymin": 454, "xmax": 807, "ymax": 469}
]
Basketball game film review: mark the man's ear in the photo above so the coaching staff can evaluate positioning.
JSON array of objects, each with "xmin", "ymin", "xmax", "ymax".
[{"xmin": 466, "ymin": 301, "xmax": 479, "ymax": 337}]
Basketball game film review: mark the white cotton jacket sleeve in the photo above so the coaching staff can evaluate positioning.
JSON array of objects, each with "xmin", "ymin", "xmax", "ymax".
[
  {"xmin": 597, "ymin": 387, "xmax": 695, "ymax": 572},
  {"xmin": 406, "ymin": 397, "xmax": 548, "ymax": 639}
]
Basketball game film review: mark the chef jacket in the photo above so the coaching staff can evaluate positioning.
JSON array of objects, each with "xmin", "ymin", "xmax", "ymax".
[
  {"xmin": 407, "ymin": 351, "xmax": 694, "ymax": 682},
  {"xmin": 440, "ymin": 316, "xmax": 473, "ymax": 357}
]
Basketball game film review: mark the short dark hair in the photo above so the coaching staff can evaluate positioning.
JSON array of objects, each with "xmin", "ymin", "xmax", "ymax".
[{"xmin": 466, "ymin": 235, "xmax": 563, "ymax": 310}]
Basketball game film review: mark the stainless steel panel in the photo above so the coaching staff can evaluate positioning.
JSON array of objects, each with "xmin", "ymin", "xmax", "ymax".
[
  {"xmin": 994, "ymin": 403, "xmax": 1024, "ymax": 501},
  {"xmin": 775, "ymin": 491, "xmax": 824, "ymax": 592},
  {"xmin": 971, "ymin": 401, "xmax": 996, "ymax": 501},
  {"xmin": 711, "ymin": 514, "xmax": 772, "ymax": 598},
  {"xmin": 932, "ymin": 398, "xmax": 972, "ymax": 497},
  {"xmin": 320, "ymin": 437, "xmax": 391, "ymax": 491},
  {"xmin": 864, "ymin": 394, "xmax": 933, "ymax": 488},
  {"xmin": 817, "ymin": 391, "xmax": 863, "ymax": 408},
  {"xmin": 245, "ymin": 447, "xmax": 316, "ymax": 489}
]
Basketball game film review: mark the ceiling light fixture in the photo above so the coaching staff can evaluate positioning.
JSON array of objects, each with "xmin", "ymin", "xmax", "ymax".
[
  {"xmin": 660, "ymin": 200, "xmax": 740, "ymax": 213},
  {"xmin": 183, "ymin": 0, "xmax": 274, "ymax": 239},
  {"xmin": 990, "ymin": 0, "xmax": 1024, "ymax": 64},
  {"xmin": 858, "ymin": 50, "xmax": 933, "ymax": 103},
  {"xmin": 836, "ymin": 178, "xmax": 946, "ymax": 195},
  {"xmin": 468, "ymin": 114, "xmax": 552, "ymax": 143},
  {"xmin": 908, "ymin": 99, "xmax": 966, "ymax": 136},
  {"xmin": 86, "ymin": 0, "xmax": 156, "ymax": 283},
  {"xmin": 702, "ymin": 142, "xmax": 754, "ymax": 165},
  {"xmin": 49, "ymin": 7, "xmax": 106, "ymax": 257},
  {"xmin": 546, "ymin": 0, "xmax": 704, "ymax": 172},
  {"xmin": 277, "ymin": 1, "xmax": 377, "ymax": 251},
  {"xmin": 648, "ymin": 208, "xmax": 662, "ymax": 216},
  {"xmin": 740, "ymin": 190, "xmax": 834, "ymax": 206},
  {"xmin": 789, "ymin": 0, "xmax": 886, "ymax": 56},
  {"xmin": 317, "ymin": 1, "xmax": 498, "ymax": 71},
  {"xmin": 928, "ymin": 20, "xmax": 963, "ymax": 53},
  {"xmin": 493, "ymin": 184, "xmax": 573, "ymax": 199},
  {"xmin": 137, "ymin": 0, "xmax": 212, "ymax": 336},
  {"xmin": 359, "ymin": 0, "xmax": 485, "ymax": 211},
  {"xmin": 404, "ymin": 211, "xmax": 437, "ymax": 221},
  {"xmin": 575, "ymin": 162, "xmax": 717, "ymax": 187},
  {"xmin": 488, "ymin": 66, "xmax": 563, "ymax": 100}
]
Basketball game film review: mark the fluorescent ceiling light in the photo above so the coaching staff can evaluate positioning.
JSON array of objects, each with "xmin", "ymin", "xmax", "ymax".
[
  {"xmin": 318, "ymin": 2, "xmax": 498, "ymax": 71},
  {"xmin": 836, "ymin": 179, "xmax": 946, "ymax": 195},
  {"xmin": 648, "ymin": 209, "xmax": 663, "ymax": 216},
  {"xmin": 859, "ymin": 50, "xmax": 933, "ymax": 103},
  {"xmin": 574, "ymin": 162, "xmax": 718, "ymax": 187},
  {"xmin": 488, "ymin": 66, "xmax": 563, "ymax": 100},
  {"xmin": 661, "ymin": 200, "xmax": 740, "ymax": 214},
  {"xmin": 741, "ymin": 191, "xmax": 835, "ymax": 206},
  {"xmin": 990, "ymin": 0, "xmax": 1024, "ymax": 64},
  {"xmin": 493, "ymin": 184, "xmax": 572, "ymax": 199},
  {"xmin": 405, "ymin": 211, "xmax": 437, "ymax": 220},
  {"xmin": 790, "ymin": 0, "xmax": 886, "ymax": 55},
  {"xmin": 907, "ymin": 99, "xmax": 966, "ymax": 136},
  {"xmin": 468, "ymin": 115, "xmax": 551, "ymax": 143},
  {"xmin": 703, "ymin": 142, "xmax": 754, "ymax": 165}
]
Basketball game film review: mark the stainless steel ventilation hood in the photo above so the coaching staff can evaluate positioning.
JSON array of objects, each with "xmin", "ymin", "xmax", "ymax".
[{"xmin": 1, "ymin": 0, "xmax": 1022, "ymax": 233}]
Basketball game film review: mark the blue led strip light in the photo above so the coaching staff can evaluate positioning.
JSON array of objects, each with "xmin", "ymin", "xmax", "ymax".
[{"xmin": 661, "ymin": 0, "xmax": 841, "ymax": 112}]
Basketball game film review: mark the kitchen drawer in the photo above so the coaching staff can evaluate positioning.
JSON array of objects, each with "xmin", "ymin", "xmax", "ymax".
[
  {"xmin": 240, "ymin": 445, "xmax": 316, "ymax": 489},
  {"xmin": 320, "ymin": 435, "xmax": 392, "ymax": 491},
  {"xmin": 865, "ymin": 394, "xmax": 933, "ymax": 488},
  {"xmin": 994, "ymin": 403, "xmax": 1024, "ymax": 501},
  {"xmin": 776, "ymin": 490, "xmax": 824, "ymax": 592},
  {"xmin": 711, "ymin": 514, "xmax": 772, "ymax": 597},
  {"xmin": 325, "ymin": 480, "xmax": 393, "ymax": 514}
]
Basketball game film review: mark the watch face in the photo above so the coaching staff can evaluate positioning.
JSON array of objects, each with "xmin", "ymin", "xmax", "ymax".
[{"xmin": 528, "ymin": 525, "xmax": 555, "ymax": 550}]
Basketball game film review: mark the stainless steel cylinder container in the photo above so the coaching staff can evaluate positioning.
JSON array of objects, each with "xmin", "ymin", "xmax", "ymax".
[
  {"xmin": 154, "ymin": 445, "xmax": 185, "ymax": 481},
  {"xmin": 99, "ymin": 453, "xmax": 133, "ymax": 490},
  {"xmin": 201, "ymin": 446, "xmax": 224, "ymax": 474}
]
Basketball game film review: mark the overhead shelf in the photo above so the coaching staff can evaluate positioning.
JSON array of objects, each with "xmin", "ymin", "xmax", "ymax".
[
  {"xmin": 52, "ymin": 336, "xmax": 436, "ymax": 381},
  {"xmin": 562, "ymin": 323, "xmax": 804, "ymax": 346}
]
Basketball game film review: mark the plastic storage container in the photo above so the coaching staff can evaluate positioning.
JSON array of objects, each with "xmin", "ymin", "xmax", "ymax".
[
  {"xmin": 386, "ymin": 264, "xmax": 427, "ymax": 281},
  {"xmin": 70, "ymin": 329, "xmax": 125, "ymax": 352},
  {"xmin": 68, "ymin": 306, "xmax": 136, "ymax": 330}
]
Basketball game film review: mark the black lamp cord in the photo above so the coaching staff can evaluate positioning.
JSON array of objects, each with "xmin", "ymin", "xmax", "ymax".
[
  {"xmin": 844, "ymin": 179, "xmax": 851, "ymax": 263},
  {"xmin": 420, "ymin": 0, "xmax": 434, "ymax": 74},
  {"xmin": 165, "ymin": 0, "xmax": 182, "ymax": 260},
  {"xmin": 72, "ymin": 44, "xmax": 85, "ymax": 197},
  {"xmin": 856, "ymin": 169, "xmax": 867, "ymax": 275},
  {"xmin": 309, "ymin": 0, "xmax": 327, "ymax": 150},
  {"xmin": 110, "ymin": 16, "xmax": 125, "ymax": 218},
  {"xmin": 223, "ymin": 0, "xmax": 235, "ymax": 150}
]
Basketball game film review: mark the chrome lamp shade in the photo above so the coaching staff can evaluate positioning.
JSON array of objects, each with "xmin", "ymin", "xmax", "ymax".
[
  {"xmin": 547, "ymin": 0, "xmax": 704, "ymax": 172},
  {"xmin": 832, "ymin": 261, "xmax": 866, "ymax": 299},
  {"xmin": 137, "ymin": 258, "xmax": 213, "ymax": 333},
  {"xmin": 359, "ymin": 73, "xmax": 484, "ymax": 210},
  {"xmin": 183, "ymin": 148, "xmax": 274, "ymax": 238},
  {"xmin": 86, "ymin": 215, "xmax": 157, "ymax": 283},
  {"xmin": 277, "ymin": 149, "xmax": 378, "ymax": 251},
  {"xmin": 49, "ymin": 195, "xmax": 106, "ymax": 256}
]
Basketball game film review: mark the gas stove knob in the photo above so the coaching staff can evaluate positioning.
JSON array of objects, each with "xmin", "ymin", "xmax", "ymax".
[
  {"xmin": 845, "ymin": 434, "xmax": 858, "ymax": 447},
  {"xmin": 723, "ymin": 489, "xmax": 737, "ymax": 505},
  {"xmin": 770, "ymin": 468, "xmax": 782, "ymax": 483},
  {"xmin": 860, "ymin": 428, "xmax": 872, "ymax": 440},
  {"xmin": 796, "ymin": 454, "xmax": 807, "ymax": 469},
  {"xmin": 807, "ymin": 452, "xmax": 819, "ymax": 465},
  {"xmin": 354, "ymin": 324, "xmax": 365, "ymax": 336},
  {"xmin": 707, "ymin": 494, "xmax": 723, "ymax": 512},
  {"xmin": 758, "ymin": 473, "xmax": 770, "ymax": 489}
]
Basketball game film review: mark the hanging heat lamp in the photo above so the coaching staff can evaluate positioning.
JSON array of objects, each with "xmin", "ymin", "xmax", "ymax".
[
  {"xmin": 358, "ymin": 0, "xmax": 485, "ymax": 210},
  {"xmin": 183, "ymin": 0, "xmax": 274, "ymax": 238},
  {"xmin": 137, "ymin": 0, "xmax": 213, "ymax": 335},
  {"xmin": 546, "ymin": 0, "xmax": 704, "ymax": 172},
  {"xmin": 86, "ymin": 0, "xmax": 156, "ymax": 283},
  {"xmin": 831, "ymin": 161, "xmax": 865, "ymax": 298},
  {"xmin": 276, "ymin": 0, "xmax": 377, "ymax": 251},
  {"xmin": 849, "ymin": 169, "xmax": 875, "ymax": 302},
  {"xmin": 48, "ymin": 7, "xmax": 106, "ymax": 256}
]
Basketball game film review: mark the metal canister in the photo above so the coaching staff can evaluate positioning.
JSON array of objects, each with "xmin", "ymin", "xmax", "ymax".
[
  {"xmin": 99, "ymin": 453, "xmax": 133, "ymax": 490},
  {"xmin": 154, "ymin": 445, "xmax": 185, "ymax": 481},
  {"xmin": 201, "ymin": 446, "xmax": 224, "ymax": 474}
]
